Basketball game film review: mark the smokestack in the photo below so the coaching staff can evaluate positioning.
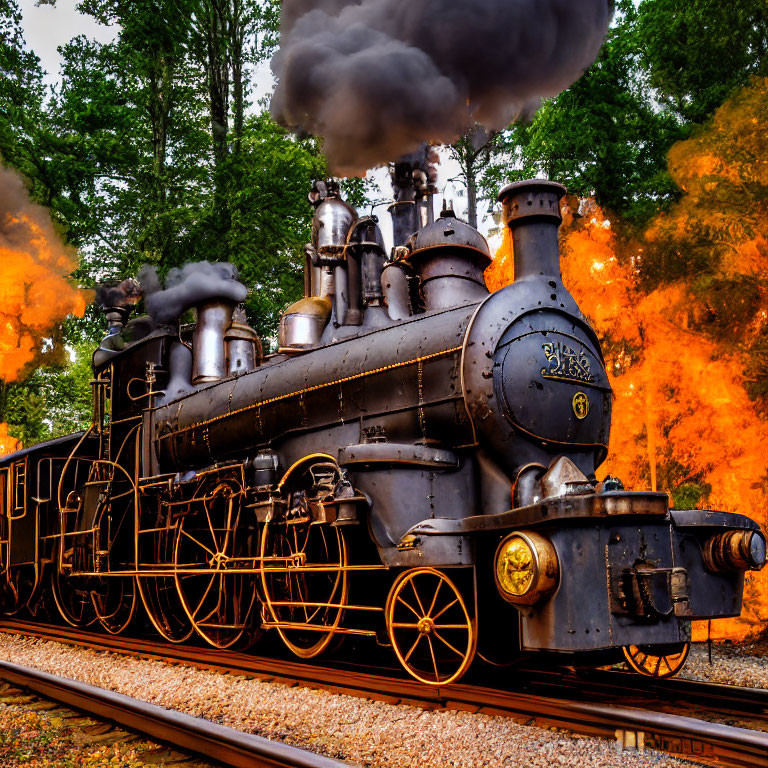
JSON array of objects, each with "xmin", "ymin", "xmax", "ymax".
[
  {"xmin": 139, "ymin": 262, "xmax": 248, "ymax": 326},
  {"xmin": 96, "ymin": 278, "xmax": 143, "ymax": 335},
  {"xmin": 192, "ymin": 301, "xmax": 235, "ymax": 384},
  {"xmin": 497, "ymin": 179, "xmax": 566, "ymax": 281},
  {"xmin": 388, "ymin": 146, "xmax": 438, "ymax": 248}
]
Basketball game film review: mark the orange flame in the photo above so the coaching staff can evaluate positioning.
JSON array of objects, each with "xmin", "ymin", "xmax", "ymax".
[
  {"xmin": 0, "ymin": 423, "xmax": 20, "ymax": 456},
  {"xmin": 486, "ymin": 201, "xmax": 768, "ymax": 640},
  {"xmin": 0, "ymin": 165, "xmax": 90, "ymax": 451},
  {"xmin": 562, "ymin": 207, "xmax": 768, "ymax": 639},
  {"xmin": 485, "ymin": 77, "xmax": 768, "ymax": 640}
]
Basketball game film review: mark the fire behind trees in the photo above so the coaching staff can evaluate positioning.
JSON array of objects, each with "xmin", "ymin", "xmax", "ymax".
[
  {"xmin": 486, "ymin": 77, "xmax": 768, "ymax": 639},
  {"xmin": 0, "ymin": 166, "xmax": 90, "ymax": 452}
]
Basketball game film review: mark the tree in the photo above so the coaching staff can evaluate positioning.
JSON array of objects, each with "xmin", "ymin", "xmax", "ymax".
[
  {"xmin": 447, "ymin": 127, "xmax": 518, "ymax": 229},
  {"xmin": 636, "ymin": 0, "xmax": 768, "ymax": 125},
  {"xmin": 508, "ymin": 0, "xmax": 684, "ymax": 225},
  {"xmin": 50, "ymin": 0, "xmax": 326, "ymax": 339},
  {"xmin": 0, "ymin": 0, "xmax": 48, "ymax": 196},
  {"xmin": 640, "ymin": 77, "xmax": 768, "ymax": 407},
  {"xmin": 1, "ymin": 0, "xmax": 326, "ymax": 450},
  {"xmin": 53, "ymin": 4, "xmax": 212, "ymax": 274},
  {"xmin": 223, "ymin": 112, "xmax": 326, "ymax": 338}
]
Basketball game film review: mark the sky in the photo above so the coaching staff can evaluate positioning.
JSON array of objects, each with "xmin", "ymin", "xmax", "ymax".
[
  {"xmin": 17, "ymin": 0, "xmax": 501, "ymax": 251},
  {"xmin": 19, "ymin": 0, "xmax": 118, "ymax": 84}
]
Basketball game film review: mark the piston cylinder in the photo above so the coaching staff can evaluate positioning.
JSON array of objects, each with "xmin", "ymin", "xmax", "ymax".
[{"xmin": 192, "ymin": 300, "xmax": 235, "ymax": 384}]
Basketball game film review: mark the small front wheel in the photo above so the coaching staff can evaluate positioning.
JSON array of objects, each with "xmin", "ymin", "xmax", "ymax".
[
  {"xmin": 622, "ymin": 643, "xmax": 690, "ymax": 678},
  {"xmin": 386, "ymin": 568, "xmax": 476, "ymax": 686}
]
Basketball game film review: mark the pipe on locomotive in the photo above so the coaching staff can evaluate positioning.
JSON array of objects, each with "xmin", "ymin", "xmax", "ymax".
[{"xmin": 498, "ymin": 179, "xmax": 566, "ymax": 281}]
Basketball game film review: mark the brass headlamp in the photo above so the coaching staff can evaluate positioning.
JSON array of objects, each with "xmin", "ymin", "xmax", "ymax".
[{"xmin": 494, "ymin": 531, "xmax": 559, "ymax": 606}]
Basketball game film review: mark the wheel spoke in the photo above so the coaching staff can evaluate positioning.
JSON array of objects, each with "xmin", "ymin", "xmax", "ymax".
[
  {"xmin": 220, "ymin": 496, "xmax": 237, "ymax": 556},
  {"xmin": 433, "ymin": 630, "xmax": 465, "ymax": 659},
  {"xmin": 409, "ymin": 578, "xmax": 427, "ymax": 616},
  {"xmin": 431, "ymin": 597, "xmax": 459, "ymax": 622},
  {"xmin": 426, "ymin": 636, "xmax": 440, "ymax": 683},
  {"xmin": 404, "ymin": 633, "xmax": 424, "ymax": 663},
  {"xmin": 426, "ymin": 578, "xmax": 443, "ymax": 618},
  {"xmin": 396, "ymin": 595, "xmax": 422, "ymax": 620},
  {"xmin": 192, "ymin": 575, "xmax": 217, "ymax": 618},
  {"xmin": 205, "ymin": 501, "xmax": 219, "ymax": 550},
  {"xmin": 180, "ymin": 527, "xmax": 215, "ymax": 558}
]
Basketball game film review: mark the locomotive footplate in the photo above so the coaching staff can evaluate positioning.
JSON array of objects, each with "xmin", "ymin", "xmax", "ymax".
[
  {"xmin": 403, "ymin": 490, "xmax": 671, "ymax": 536},
  {"xmin": 401, "ymin": 492, "xmax": 766, "ymax": 653}
]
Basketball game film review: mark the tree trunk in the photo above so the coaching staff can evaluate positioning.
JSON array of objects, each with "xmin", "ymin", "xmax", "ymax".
[
  {"xmin": 231, "ymin": 0, "xmax": 244, "ymax": 155},
  {"xmin": 466, "ymin": 152, "xmax": 478, "ymax": 229}
]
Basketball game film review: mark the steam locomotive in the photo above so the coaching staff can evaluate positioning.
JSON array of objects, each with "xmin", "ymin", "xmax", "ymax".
[{"xmin": 1, "ymin": 176, "xmax": 765, "ymax": 685}]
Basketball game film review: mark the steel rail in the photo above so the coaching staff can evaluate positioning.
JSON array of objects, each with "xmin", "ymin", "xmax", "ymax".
[
  {"xmin": 1, "ymin": 620, "xmax": 767, "ymax": 767},
  {"xmin": 0, "ymin": 659, "xmax": 349, "ymax": 768}
]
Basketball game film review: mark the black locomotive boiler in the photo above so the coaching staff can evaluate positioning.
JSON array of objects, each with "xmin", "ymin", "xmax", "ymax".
[{"xmin": 1, "ymin": 178, "xmax": 765, "ymax": 685}]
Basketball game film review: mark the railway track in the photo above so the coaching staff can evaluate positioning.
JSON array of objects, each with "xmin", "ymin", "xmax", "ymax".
[
  {"xmin": 0, "ymin": 658, "xmax": 350, "ymax": 768},
  {"xmin": 1, "ymin": 619, "xmax": 767, "ymax": 768}
]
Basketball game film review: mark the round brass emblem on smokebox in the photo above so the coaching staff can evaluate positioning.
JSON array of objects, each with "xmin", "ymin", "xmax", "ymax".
[{"xmin": 572, "ymin": 392, "xmax": 589, "ymax": 420}]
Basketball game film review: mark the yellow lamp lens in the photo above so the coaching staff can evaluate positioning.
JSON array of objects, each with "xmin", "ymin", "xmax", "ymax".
[{"xmin": 496, "ymin": 536, "xmax": 537, "ymax": 597}]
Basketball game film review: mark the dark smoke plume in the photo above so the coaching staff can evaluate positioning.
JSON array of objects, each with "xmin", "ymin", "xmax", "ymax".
[
  {"xmin": 137, "ymin": 262, "xmax": 248, "ymax": 325},
  {"xmin": 272, "ymin": 0, "xmax": 613, "ymax": 176},
  {"xmin": 96, "ymin": 278, "xmax": 143, "ymax": 309},
  {"xmin": 392, "ymin": 143, "xmax": 440, "ymax": 201}
]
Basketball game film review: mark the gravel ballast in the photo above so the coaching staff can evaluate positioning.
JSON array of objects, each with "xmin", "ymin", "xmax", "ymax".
[
  {"xmin": 680, "ymin": 639, "xmax": 768, "ymax": 690},
  {"xmin": 0, "ymin": 632, "xmax": 708, "ymax": 768}
]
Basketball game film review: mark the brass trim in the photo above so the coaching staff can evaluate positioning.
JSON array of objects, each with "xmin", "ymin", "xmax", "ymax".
[
  {"xmin": 494, "ymin": 532, "xmax": 559, "ymax": 606},
  {"xmin": 572, "ymin": 392, "xmax": 590, "ymax": 420}
]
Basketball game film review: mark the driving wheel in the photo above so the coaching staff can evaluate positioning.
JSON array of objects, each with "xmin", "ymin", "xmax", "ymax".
[
  {"xmin": 260, "ymin": 519, "xmax": 348, "ymax": 658},
  {"xmin": 260, "ymin": 455, "xmax": 349, "ymax": 659},
  {"xmin": 52, "ymin": 552, "xmax": 96, "ymax": 628},
  {"xmin": 137, "ymin": 513, "xmax": 194, "ymax": 643},
  {"xmin": 173, "ymin": 479, "xmax": 257, "ymax": 648}
]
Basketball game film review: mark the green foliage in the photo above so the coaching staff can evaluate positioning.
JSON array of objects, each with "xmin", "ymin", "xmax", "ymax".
[
  {"xmin": 214, "ymin": 112, "xmax": 327, "ymax": 338},
  {"xmin": 0, "ymin": 0, "xmax": 46, "ymax": 192},
  {"xmin": 4, "ymin": 0, "xmax": 767, "ymax": 448},
  {"xmin": 508, "ymin": 3, "xmax": 685, "ymax": 225},
  {"xmin": 0, "ymin": 341, "xmax": 94, "ymax": 444},
  {"xmin": 447, "ymin": 126, "xmax": 520, "ymax": 229},
  {"xmin": 671, "ymin": 482, "xmax": 711, "ymax": 511},
  {"xmin": 636, "ymin": 0, "xmax": 768, "ymax": 124},
  {"xmin": 46, "ymin": 0, "xmax": 323, "ymax": 333},
  {"xmin": 1, "ymin": 0, "xmax": 323, "ymax": 447}
]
